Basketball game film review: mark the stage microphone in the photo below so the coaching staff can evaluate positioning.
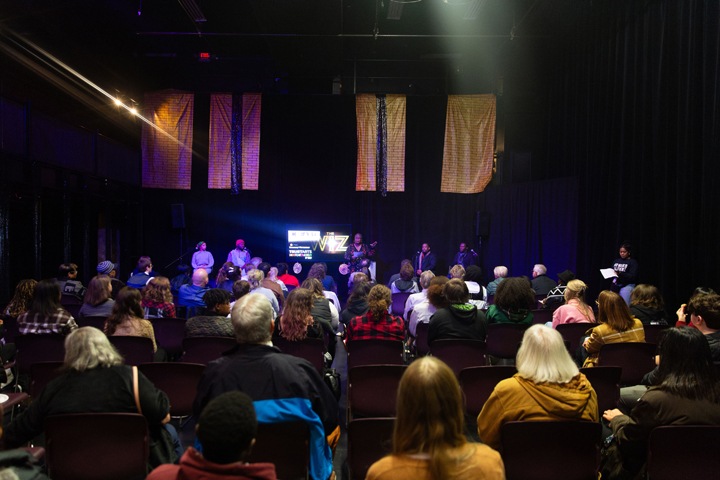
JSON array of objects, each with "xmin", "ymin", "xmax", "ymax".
[{"xmin": 470, "ymin": 249, "xmax": 477, "ymax": 254}]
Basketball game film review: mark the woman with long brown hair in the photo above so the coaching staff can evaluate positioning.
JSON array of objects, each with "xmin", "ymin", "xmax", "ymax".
[
  {"xmin": 4, "ymin": 279, "xmax": 37, "ymax": 318},
  {"xmin": 78, "ymin": 275, "xmax": 115, "ymax": 319},
  {"xmin": 105, "ymin": 287, "xmax": 158, "ymax": 352},
  {"xmin": 582, "ymin": 290, "xmax": 644, "ymax": 367},
  {"xmin": 367, "ymin": 356, "xmax": 504, "ymax": 479}
]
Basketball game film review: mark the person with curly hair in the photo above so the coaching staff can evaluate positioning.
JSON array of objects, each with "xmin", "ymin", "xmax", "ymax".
[
  {"xmin": 141, "ymin": 276, "xmax": 176, "ymax": 319},
  {"xmin": 486, "ymin": 277, "xmax": 536, "ymax": 325},
  {"xmin": 4, "ymin": 279, "xmax": 37, "ymax": 318},
  {"xmin": 346, "ymin": 285, "xmax": 404, "ymax": 342},
  {"xmin": 278, "ymin": 288, "xmax": 316, "ymax": 341}
]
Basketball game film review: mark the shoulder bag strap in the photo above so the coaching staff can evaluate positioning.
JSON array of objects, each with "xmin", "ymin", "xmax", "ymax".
[{"xmin": 132, "ymin": 365, "xmax": 142, "ymax": 415}]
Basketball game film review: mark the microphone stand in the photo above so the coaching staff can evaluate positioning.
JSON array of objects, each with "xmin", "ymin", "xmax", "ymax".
[{"xmin": 164, "ymin": 247, "xmax": 196, "ymax": 271}]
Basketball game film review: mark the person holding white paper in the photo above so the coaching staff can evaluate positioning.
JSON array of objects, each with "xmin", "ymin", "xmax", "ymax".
[{"xmin": 611, "ymin": 242, "xmax": 638, "ymax": 305}]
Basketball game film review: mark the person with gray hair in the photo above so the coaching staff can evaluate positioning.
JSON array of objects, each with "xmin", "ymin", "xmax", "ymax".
[
  {"xmin": 486, "ymin": 266, "xmax": 508, "ymax": 295},
  {"xmin": 477, "ymin": 325, "xmax": 598, "ymax": 451},
  {"xmin": 247, "ymin": 269, "xmax": 279, "ymax": 315},
  {"xmin": 531, "ymin": 263, "xmax": 557, "ymax": 295},
  {"xmin": 5, "ymin": 327, "xmax": 179, "ymax": 467},
  {"xmin": 193, "ymin": 294, "xmax": 339, "ymax": 480}
]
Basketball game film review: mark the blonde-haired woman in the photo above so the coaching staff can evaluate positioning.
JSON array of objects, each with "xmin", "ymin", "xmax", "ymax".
[
  {"xmin": 550, "ymin": 279, "xmax": 595, "ymax": 328},
  {"xmin": 582, "ymin": 290, "xmax": 645, "ymax": 367},
  {"xmin": 367, "ymin": 357, "xmax": 504, "ymax": 480},
  {"xmin": 477, "ymin": 325, "xmax": 598, "ymax": 451}
]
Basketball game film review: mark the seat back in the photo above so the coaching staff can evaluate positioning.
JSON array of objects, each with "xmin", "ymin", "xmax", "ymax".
[
  {"xmin": 1, "ymin": 314, "xmax": 20, "ymax": 343},
  {"xmin": 77, "ymin": 316, "xmax": 108, "ymax": 330},
  {"xmin": 347, "ymin": 418, "xmax": 395, "ymax": 480},
  {"xmin": 274, "ymin": 337, "xmax": 325, "ymax": 373},
  {"xmin": 580, "ymin": 366, "xmax": 621, "ymax": 414},
  {"xmin": 530, "ymin": 308, "xmax": 552, "ymax": 325},
  {"xmin": 643, "ymin": 324, "xmax": 670, "ymax": 345},
  {"xmin": 15, "ymin": 335, "xmax": 66, "ymax": 376},
  {"xmin": 556, "ymin": 323, "xmax": 596, "ymax": 354},
  {"xmin": 390, "ymin": 293, "xmax": 411, "ymax": 317},
  {"xmin": 501, "ymin": 421, "xmax": 601, "ymax": 480},
  {"xmin": 151, "ymin": 317, "xmax": 187, "ymax": 358},
  {"xmin": 346, "ymin": 339, "xmax": 404, "ymax": 369},
  {"xmin": 348, "ymin": 365, "xmax": 406, "ymax": 419},
  {"xmin": 414, "ymin": 321, "xmax": 430, "ymax": 356},
  {"xmin": 459, "ymin": 366, "xmax": 517, "ymax": 418},
  {"xmin": 108, "ymin": 336, "xmax": 155, "ymax": 365},
  {"xmin": 45, "ymin": 413, "xmax": 149, "ymax": 480},
  {"xmin": 647, "ymin": 425, "xmax": 720, "ymax": 480},
  {"xmin": 29, "ymin": 361, "xmax": 65, "ymax": 398},
  {"xmin": 181, "ymin": 336, "xmax": 236, "ymax": 365},
  {"xmin": 247, "ymin": 421, "xmax": 309, "ymax": 480},
  {"xmin": 138, "ymin": 362, "xmax": 205, "ymax": 418},
  {"xmin": 598, "ymin": 342, "xmax": 656, "ymax": 385},
  {"xmin": 485, "ymin": 324, "xmax": 529, "ymax": 360},
  {"xmin": 429, "ymin": 339, "xmax": 487, "ymax": 376}
]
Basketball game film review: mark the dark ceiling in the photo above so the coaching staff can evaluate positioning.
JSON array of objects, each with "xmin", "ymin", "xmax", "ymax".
[{"xmin": 0, "ymin": 0, "xmax": 603, "ymax": 140}]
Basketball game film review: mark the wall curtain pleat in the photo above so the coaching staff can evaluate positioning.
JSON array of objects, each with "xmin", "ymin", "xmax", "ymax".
[
  {"xmin": 208, "ymin": 93, "xmax": 262, "ymax": 191},
  {"xmin": 441, "ymin": 94, "xmax": 496, "ymax": 194},
  {"xmin": 141, "ymin": 91, "xmax": 194, "ymax": 189},
  {"xmin": 356, "ymin": 94, "xmax": 405, "ymax": 193}
]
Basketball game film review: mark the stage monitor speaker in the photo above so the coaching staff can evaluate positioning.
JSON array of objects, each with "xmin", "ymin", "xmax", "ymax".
[
  {"xmin": 170, "ymin": 204, "xmax": 185, "ymax": 229},
  {"xmin": 476, "ymin": 211, "xmax": 491, "ymax": 237}
]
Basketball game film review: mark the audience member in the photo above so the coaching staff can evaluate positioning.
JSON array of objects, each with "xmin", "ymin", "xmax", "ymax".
[
  {"xmin": 390, "ymin": 263, "xmax": 420, "ymax": 294},
  {"xmin": 414, "ymin": 243, "xmax": 436, "ymax": 276},
  {"xmin": 231, "ymin": 280, "xmax": 251, "ymax": 307},
  {"xmin": 276, "ymin": 262, "xmax": 299, "ymax": 288},
  {"xmin": 550, "ymin": 279, "xmax": 595, "ymax": 328},
  {"xmin": 170, "ymin": 264, "xmax": 192, "ymax": 296},
  {"xmin": 191, "ymin": 241, "xmax": 215, "ymax": 275},
  {"xmin": 178, "ymin": 269, "xmax": 210, "ymax": 310},
  {"xmin": 674, "ymin": 286, "xmax": 715, "ymax": 329},
  {"xmin": 486, "ymin": 277, "xmax": 535, "ymax": 325},
  {"xmin": 629, "ymin": 284, "xmax": 668, "ymax": 325},
  {"xmin": 78, "ymin": 275, "xmax": 115, "ymax": 319},
  {"xmin": 602, "ymin": 327, "xmax": 720, "ymax": 478},
  {"xmin": 308, "ymin": 262, "xmax": 337, "ymax": 294},
  {"xmin": 582, "ymin": 290, "xmax": 645, "ymax": 367},
  {"xmin": 477, "ymin": 325, "xmax": 598, "ymax": 451},
  {"xmin": 147, "ymin": 391, "xmax": 277, "ymax": 480},
  {"xmin": 247, "ymin": 270, "xmax": 279, "ymax": 315},
  {"xmin": 215, "ymin": 262, "xmax": 240, "ymax": 294},
  {"xmin": 96, "ymin": 260, "xmax": 124, "ymax": 299},
  {"xmin": 486, "ymin": 266, "xmax": 508, "ymax": 295},
  {"xmin": 408, "ymin": 277, "xmax": 449, "ymax": 338},
  {"xmin": 279, "ymin": 287, "xmax": 336, "ymax": 361},
  {"xmin": 541, "ymin": 269, "xmax": 575, "ymax": 311},
  {"xmin": 105, "ymin": 287, "xmax": 158, "ymax": 353},
  {"xmin": 448, "ymin": 264, "xmax": 465, "ymax": 280},
  {"xmin": 386, "ymin": 259, "xmax": 415, "ymax": 288},
  {"xmin": 227, "ymin": 239, "xmax": 252, "ymax": 269},
  {"xmin": 56, "ymin": 262, "xmax": 86, "ymax": 301},
  {"xmin": 186, "ymin": 289, "xmax": 234, "ymax": 338},
  {"xmin": 5, "ymin": 327, "xmax": 179, "ymax": 468},
  {"xmin": 141, "ymin": 276, "xmax": 177, "ymax": 319},
  {"xmin": 340, "ymin": 282, "xmax": 371, "ymax": 326},
  {"xmin": 403, "ymin": 270, "xmax": 435, "ymax": 319},
  {"xmin": 530, "ymin": 264, "xmax": 557, "ymax": 295},
  {"xmin": 463, "ymin": 265, "xmax": 488, "ymax": 310},
  {"xmin": 302, "ymin": 278, "xmax": 339, "ymax": 331},
  {"xmin": 427, "ymin": 279, "xmax": 487, "ymax": 343},
  {"xmin": 347, "ymin": 272, "xmax": 369, "ymax": 292},
  {"xmin": 346, "ymin": 285, "xmax": 404, "ymax": 342},
  {"xmin": 256, "ymin": 263, "xmax": 284, "ymax": 311},
  {"xmin": 17, "ymin": 279, "xmax": 78, "ymax": 335},
  {"xmin": 193, "ymin": 294, "xmax": 339, "ymax": 480},
  {"xmin": 367, "ymin": 357, "xmax": 504, "ymax": 480},
  {"xmin": 4, "ymin": 279, "xmax": 37, "ymax": 318},
  {"xmin": 127, "ymin": 256, "xmax": 155, "ymax": 289}
]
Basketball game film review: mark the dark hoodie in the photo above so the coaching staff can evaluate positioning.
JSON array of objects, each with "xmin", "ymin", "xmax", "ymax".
[
  {"xmin": 340, "ymin": 298, "xmax": 369, "ymax": 325},
  {"xmin": 630, "ymin": 305, "xmax": 668, "ymax": 325},
  {"xmin": 427, "ymin": 303, "xmax": 487, "ymax": 343}
]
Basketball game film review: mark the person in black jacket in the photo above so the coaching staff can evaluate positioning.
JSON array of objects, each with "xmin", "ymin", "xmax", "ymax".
[{"xmin": 428, "ymin": 279, "xmax": 487, "ymax": 344}]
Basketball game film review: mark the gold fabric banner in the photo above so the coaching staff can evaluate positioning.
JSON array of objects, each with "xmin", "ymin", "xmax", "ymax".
[
  {"xmin": 355, "ymin": 94, "xmax": 406, "ymax": 192},
  {"xmin": 141, "ymin": 91, "xmax": 194, "ymax": 189},
  {"xmin": 441, "ymin": 94, "xmax": 496, "ymax": 194},
  {"xmin": 208, "ymin": 93, "xmax": 262, "ymax": 190}
]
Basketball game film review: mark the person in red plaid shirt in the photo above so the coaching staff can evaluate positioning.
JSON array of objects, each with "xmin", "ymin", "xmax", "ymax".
[{"xmin": 346, "ymin": 285, "xmax": 404, "ymax": 342}]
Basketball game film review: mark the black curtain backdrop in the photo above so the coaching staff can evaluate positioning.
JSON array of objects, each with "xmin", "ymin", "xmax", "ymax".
[
  {"xmin": 544, "ymin": 0, "xmax": 720, "ymax": 308},
  {"xmin": 141, "ymin": 95, "xmax": 578, "ymax": 301}
]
